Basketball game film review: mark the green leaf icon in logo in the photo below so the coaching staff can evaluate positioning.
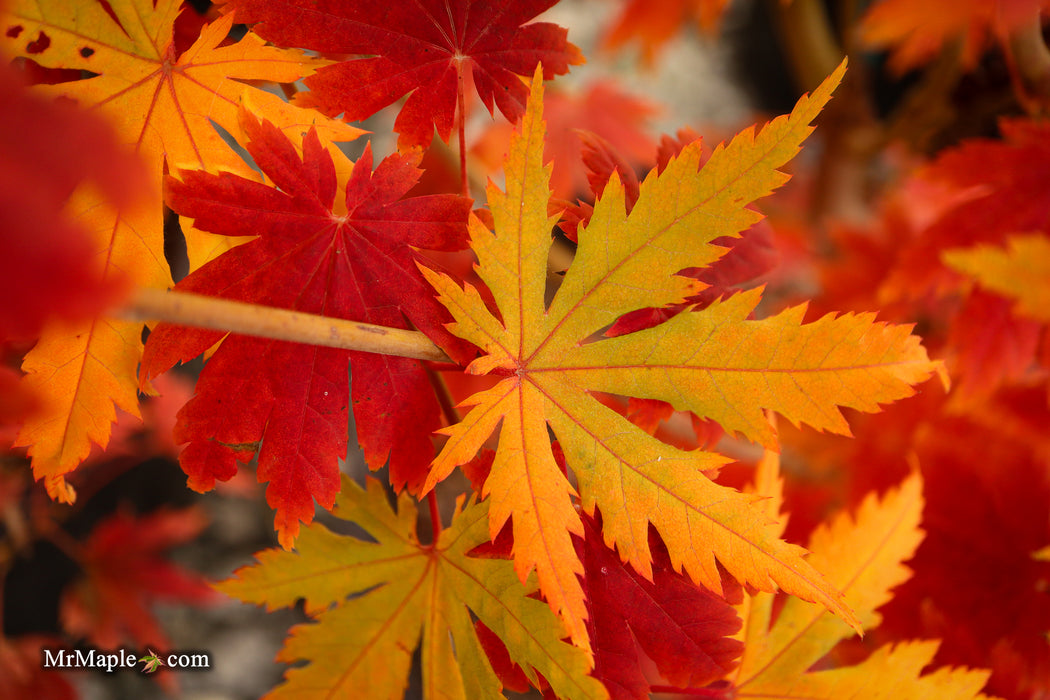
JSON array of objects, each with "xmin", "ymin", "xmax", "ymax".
[{"xmin": 139, "ymin": 649, "xmax": 165, "ymax": 674}]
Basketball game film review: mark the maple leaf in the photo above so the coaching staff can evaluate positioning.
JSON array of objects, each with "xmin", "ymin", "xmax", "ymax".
[
  {"xmin": 217, "ymin": 475, "xmax": 608, "ymax": 700},
  {"xmin": 2, "ymin": 0, "xmax": 361, "ymax": 502},
  {"xmin": 59, "ymin": 506, "xmax": 216, "ymax": 651},
  {"xmin": 141, "ymin": 110, "xmax": 473, "ymax": 548},
  {"xmin": 729, "ymin": 457, "xmax": 992, "ymax": 698},
  {"xmin": 603, "ymin": 0, "xmax": 730, "ymax": 62},
  {"xmin": 578, "ymin": 512, "xmax": 743, "ymax": 699},
  {"xmin": 943, "ymin": 234, "xmax": 1050, "ymax": 323},
  {"xmin": 138, "ymin": 650, "xmax": 165, "ymax": 675},
  {"xmin": 881, "ymin": 119, "xmax": 1050, "ymax": 304},
  {"xmin": 420, "ymin": 62, "xmax": 945, "ymax": 651},
  {"xmin": 860, "ymin": 0, "xmax": 1050, "ymax": 72},
  {"xmin": 0, "ymin": 57, "xmax": 145, "ymax": 341},
  {"xmin": 472, "ymin": 81, "xmax": 659, "ymax": 201},
  {"xmin": 878, "ymin": 410, "xmax": 1050, "ymax": 699},
  {"xmin": 223, "ymin": 0, "xmax": 584, "ymax": 149},
  {"xmin": 0, "ymin": 635, "xmax": 76, "ymax": 700}
]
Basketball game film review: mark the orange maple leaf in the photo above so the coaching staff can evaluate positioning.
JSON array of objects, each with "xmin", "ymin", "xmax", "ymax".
[
  {"xmin": 603, "ymin": 0, "xmax": 730, "ymax": 63},
  {"xmin": 1, "ymin": 0, "xmax": 361, "ymax": 501},
  {"xmin": 727, "ymin": 450, "xmax": 992, "ymax": 698},
  {"xmin": 860, "ymin": 0, "xmax": 1050, "ymax": 72},
  {"xmin": 421, "ymin": 62, "xmax": 944, "ymax": 652}
]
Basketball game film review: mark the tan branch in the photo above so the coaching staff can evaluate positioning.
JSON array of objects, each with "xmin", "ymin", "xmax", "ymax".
[
  {"xmin": 1006, "ymin": 14, "xmax": 1050, "ymax": 114},
  {"xmin": 770, "ymin": 0, "xmax": 844, "ymax": 93},
  {"xmin": 119, "ymin": 287, "xmax": 452, "ymax": 364}
]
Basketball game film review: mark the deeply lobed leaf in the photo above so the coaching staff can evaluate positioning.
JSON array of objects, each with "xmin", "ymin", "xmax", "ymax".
[
  {"xmin": 217, "ymin": 476, "xmax": 608, "ymax": 700},
  {"xmin": 142, "ymin": 111, "xmax": 472, "ymax": 547},
  {"xmin": 731, "ymin": 465, "xmax": 991, "ymax": 698},
  {"xmin": 578, "ymin": 513, "xmax": 743, "ymax": 699},
  {"xmin": 224, "ymin": 0, "xmax": 584, "ymax": 149},
  {"xmin": 2, "ymin": 0, "xmax": 360, "ymax": 501},
  {"xmin": 422, "ymin": 61, "xmax": 945, "ymax": 651}
]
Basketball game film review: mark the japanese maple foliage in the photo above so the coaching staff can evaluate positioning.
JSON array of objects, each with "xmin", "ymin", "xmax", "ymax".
[
  {"xmin": 0, "ymin": 59, "xmax": 144, "ymax": 341},
  {"xmin": 603, "ymin": 0, "xmax": 729, "ymax": 61},
  {"xmin": 142, "ymin": 111, "xmax": 473, "ymax": 547},
  {"xmin": 772, "ymin": 83, "xmax": 1050, "ymax": 700},
  {"xmin": 0, "ymin": 636, "xmax": 75, "ymax": 700},
  {"xmin": 577, "ymin": 513, "xmax": 744, "ymax": 699},
  {"xmin": 5, "ymin": 0, "xmax": 1050, "ymax": 698},
  {"xmin": 3, "ymin": 0, "xmax": 359, "ymax": 503},
  {"xmin": 860, "ymin": 0, "xmax": 1050, "ymax": 72},
  {"xmin": 224, "ymin": 0, "xmax": 584, "ymax": 149},
  {"xmin": 59, "ymin": 507, "xmax": 216, "ymax": 651},
  {"xmin": 421, "ymin": 63, "xmax": 946, "ymax": 653}
]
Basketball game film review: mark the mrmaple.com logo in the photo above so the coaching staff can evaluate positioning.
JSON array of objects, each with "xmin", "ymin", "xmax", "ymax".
[{"xmin": 42, "ymin": 646, "xmax": 211, "ymax": 673}]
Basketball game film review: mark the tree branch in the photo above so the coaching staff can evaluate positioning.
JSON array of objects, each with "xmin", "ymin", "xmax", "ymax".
[
  {"xmin": 1006, "ymin": 14, "xmax": 1050, "ymax": 114},
  {"xmin": 769, "ymin": 0, "xmax": 843, "ymax": 92},
  {"xmin": 119, "ymin": 287, "xmax": 453, "ymax": 364}
]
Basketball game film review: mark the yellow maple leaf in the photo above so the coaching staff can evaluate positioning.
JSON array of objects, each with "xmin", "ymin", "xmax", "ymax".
[
  {"xmin": 217, "ymin": 476, "xmax": 608, "ymax": 700},
  {"xmin": 943, "ymin": 234, "xmax": 1050, "ymax": 323},
  {"xmin": 730, "ymin": 453, "xmax": 993, "ymax": 698},
  {"xmin": 421, "ymin": 61, "xmax": 945, "ymax": 653},
  {"xmin": 1, "ymin": 0, "xmax": 362, "ymax": 499}
]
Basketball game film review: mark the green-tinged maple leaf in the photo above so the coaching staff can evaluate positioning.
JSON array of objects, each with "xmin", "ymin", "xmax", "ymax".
[
  {"xmin": 217, "ymin": 476, "xmax": 607, "ymax": 700},
  {"xmin": 729, "ymin": 456, "xmax": 992, "ymax": 697},
  {"xmin": 138, "ymin": 650, "xmax": 165, "ymax": 674},
  {"xmin": 943, "ymin": 234, "xmax": 1050, "ymax": 323},
  {"xmin": 421, "ymin": 61, "xmax": 945, "ymax": 652},
  {"xmin": 1, "ymin": 0, "xmax": 361, "ymax": 501}
]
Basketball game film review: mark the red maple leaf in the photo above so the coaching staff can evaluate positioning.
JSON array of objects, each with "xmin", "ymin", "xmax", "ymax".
[
  {"xmin": 945, "ymin": 290, "xmax": 1042, "ymax": 403},
  {"xmin": 474, "ymin": 80, "xmax": 658, "ymax": 202},
  {"xmin": 578, "ymin": 512, "xmax": 743, "ymax": 699},
  {"xmin": 0, "ymin": 59, "xmax": 145, "ymax": 341},
  {"xmin": 877, "ymin": 405, "xmax": 1050, "ymax": 699},
  {"xmin": 0, "ymin": 635, "xmax": 76, "ymax": 700},
  {"xmin": 141, "ymin": 111, "xmax": 472, "ymax": 547},
  {"xmin": 223, "ymin": 0, "xmax": 583, "ymax": 149},
  {"xmin": 59, "ymin": 507, "xmax": 216, "ymax": 650},
  {"xmin": 883, "ymin": 119, "xmax": 1050, "ymax": 304},
  {"xmin": 467, "ymin": 509, "xmax": 743, "ymax": 698}
]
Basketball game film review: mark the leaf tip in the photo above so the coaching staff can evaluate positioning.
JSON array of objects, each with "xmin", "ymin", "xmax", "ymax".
[
  {"xmin": 934, "ymin": 359, "xmax": 951, "ymax": 392},
  {"xmin": 44, "ymin": 474, "xmax": 77, "ymax": 504}
]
